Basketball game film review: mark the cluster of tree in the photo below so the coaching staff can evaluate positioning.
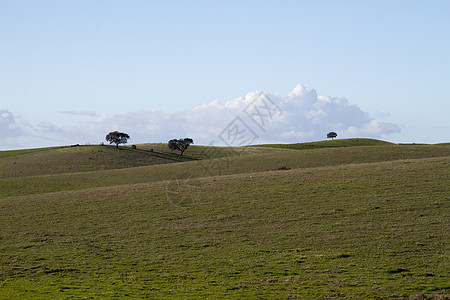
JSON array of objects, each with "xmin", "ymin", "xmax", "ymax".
[
  {"xmin": 105, "ymin": 130, "xmax": 335, "ymax": 153},
  {"xmin": 105, "ymin": 132, "xmax": 194, "ymax": 156},
  {"xmin": 168, "ymin": 138, "xmax": 194, "ymax": 155}
]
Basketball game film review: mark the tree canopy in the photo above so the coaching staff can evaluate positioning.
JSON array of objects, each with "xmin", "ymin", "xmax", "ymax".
[
  {"xmin": 168, "ymin": 138, "xmax": 194, "ymax": 155},
  {"xmin": 327, "ymin": 132, "xmax": 337, "ymax": 140},
  {"xmin": 106, "ymin": 131, "xmax": 130, "ymax": 148}
]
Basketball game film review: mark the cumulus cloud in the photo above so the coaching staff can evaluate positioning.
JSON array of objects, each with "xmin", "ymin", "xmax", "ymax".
[
  {"xmin": 266, "ymin": 84, "xmax": 400, "ymax": 143},
  {"xmin": 173, "ymin": 84, "xmax": 400, "ymax": 145},
  {"xmin": 3, "ymin": 84, "xmax": 400, "ymax": 149},
  {"xmin": 0, "ymin": 108, "xmax": 22, "ymax": 138},
  {"xmin": 59, "ymin": 110, "xmax": 98, "ymax": 117}
]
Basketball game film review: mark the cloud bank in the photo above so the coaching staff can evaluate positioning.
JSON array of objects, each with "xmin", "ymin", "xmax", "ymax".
[
  {"xmin": 0, "ymin": 108, "xmax": 24, "ymax": 149},
  {"xmin": 59, "ymin": 110, "xmax": 98, "ymax": 117},
  {"xmin": 1, "ymin": 108, "xmax": 22, "ymax": 137},
  {"xmin": 1, "ymin": 84, "xmax": 400, "ymax": 149}
]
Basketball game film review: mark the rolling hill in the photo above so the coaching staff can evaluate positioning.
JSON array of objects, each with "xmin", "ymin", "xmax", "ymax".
[
  {"xmin": 0, "ymin": 143, "xmax": 281, "ymax": 179},
  {"xmin": 0, "ymin": 139, "xmax": 449, "ymax": 299},
  {"xmin": 250, "ymin": 138, "xmax": 394, "ymax": 150}
]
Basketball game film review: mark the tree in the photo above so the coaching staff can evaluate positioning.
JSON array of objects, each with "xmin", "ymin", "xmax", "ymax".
[
  {"xmin": 106, "ymin": 131, "xmax": 130, "ymax": 148},
  {"xmin": 327, "ymin": 132, "xmax": 337, "ymax": 140},
  {"xmin": 168, "ymin": 138, "xmax": 194, "ymax": 155}
]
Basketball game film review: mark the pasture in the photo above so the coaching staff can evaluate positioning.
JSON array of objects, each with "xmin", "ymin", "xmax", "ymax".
[{"xmin": 0, "ymin": 139, "xmax": 449, "ymax": 298}]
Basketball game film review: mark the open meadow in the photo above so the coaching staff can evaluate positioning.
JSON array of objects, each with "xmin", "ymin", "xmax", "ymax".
[{"xmin": 0, "ymin": 139, "xmax": 449, "ymax": 299}]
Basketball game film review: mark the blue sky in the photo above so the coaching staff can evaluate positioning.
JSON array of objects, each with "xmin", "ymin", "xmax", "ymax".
[{"xmin": 1, "ymin": 0, "xmax": 449, "ymax": 149}]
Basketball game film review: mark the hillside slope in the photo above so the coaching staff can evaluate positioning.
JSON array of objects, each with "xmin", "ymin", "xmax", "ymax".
[
  {"xmin": 0, "ymin": 141, "xmax": 449, "ymax": 298},
  {"xmin": 251, "ymin": 138, "xmax": 394, "ymax": 150},
  {"xmin": 0, "ymin": 145, "xmax": 189, "ymax": 178},
  {"xmin": 1, "ymin": 144, "xmax": 449, "ymax": 198},
  {"xmin": 0, "ymin": 144, "xmax": 280, "ymax": 179},
  {"xmin": 2, "ymin": 139, "xmax": 442, "ymax": 179},
  {"xmin": 0, "ymin": 156, "xmax": 448, "ymax": 298}
]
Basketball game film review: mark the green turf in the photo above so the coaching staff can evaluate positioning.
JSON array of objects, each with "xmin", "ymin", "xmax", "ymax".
[
  {"xmin": 0, "ymin": 144, "xmax": 279, "ymax": 179},
  {"xmin": 1, "ymin": 144, "xmax": 448, "ymax": 199},
  {"xmin": 0, "ymin": 146, "xmax": 69, "ymax": 158},
  {"xmin": 250, "ymin": 138, "xmax": 395, "ymax": 150},
  {"xmin": 0, "ymin": 140, "xmax": 449, "ymax": 299}
]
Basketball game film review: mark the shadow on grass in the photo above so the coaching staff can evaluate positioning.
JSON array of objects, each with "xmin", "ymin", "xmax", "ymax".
[{"xmin": 117, "ymin": 146, "xmax": 200, "ymax": 163}]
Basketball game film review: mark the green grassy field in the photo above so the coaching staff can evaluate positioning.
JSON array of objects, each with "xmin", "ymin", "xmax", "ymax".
[
  {"xmin": 0, "ymin": 143, "xmax": 273, "ymax": 179},
  {"xmin": 251, "ymin": 138, "xmax": 394, "ymax": 150},
  {"xmin": 0, "ymin": 139, "xmax": 449, "ymax": 299}
]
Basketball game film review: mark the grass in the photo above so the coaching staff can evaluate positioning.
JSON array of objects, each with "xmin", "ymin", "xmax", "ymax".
[
  {"xmin": 0, "ymin": 144, "xmax": 278, "ymax": 179},
  {"xmin": 0, "ymin": 145, "xmax": 184, "ymax": 178},
  {"xmin": 1, "ymin": 144, "xmax": 449, "ymax": 199},
  {"xmin": 0, "ymin": 139, "xmax": 449, "ymax": 299},
  {"xmin": 250, "ymin": 138, "xmax": 395, "ymax": 150}
]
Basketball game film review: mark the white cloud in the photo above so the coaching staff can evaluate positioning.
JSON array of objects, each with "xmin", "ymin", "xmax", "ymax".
[
  {"xmin": 263, "ymin": 84, "xmax": 400, "ymax": 143},
  {"xmin": 59, "ymin": 110, "xmax": 98, "ymax": 117},
  {"xmin": 1, "ymin": 84, "xmax": 401, "ymax": 149},
  {"xmin": 0, "ymin": 108, "xmax": 22, "ymax": 138}
]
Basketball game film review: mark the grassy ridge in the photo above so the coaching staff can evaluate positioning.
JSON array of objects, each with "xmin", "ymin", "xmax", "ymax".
[
  {"xmin": 251, "ymin": 138, "xmax": 394, "ymax": 150},
  {"xmin": 0, "ymin": 156, "xmax": 448, "ymax": 298},
  {"xmin": 0, "ymin": 144, "xmax": 279, "ymax": 179},
  {"xmin": 1, "ymin": 145, "xmax": 449, "ymax": 199},
  {"xmin": 0, "ymin": 146, "xmax": 68, "ymax": 159},
  {"xmin": 0, "ymin": 140, "xmax": 449, "ymax": 298},
  {"xmin": 0, "ymin": 138, "xmax": 437, "ymax": 179},
  {"xmin": 0, "ymin": 145, "xmax": 188, "ymax": 178}
]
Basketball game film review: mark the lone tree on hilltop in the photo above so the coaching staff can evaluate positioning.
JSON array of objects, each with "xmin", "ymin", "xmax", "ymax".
[
  {"xmin": 168, "ymin": 138, "xmax": 193, "ymax": 155},
  {"xmin": 327, "ymin": 132, "xmax": 337, "ymax": 140},
  {"xmin": 106, "ymin": 131, "xmax": 130, "ymax": 148}
]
